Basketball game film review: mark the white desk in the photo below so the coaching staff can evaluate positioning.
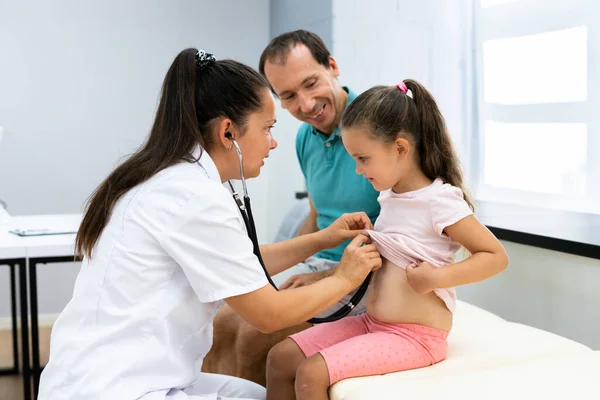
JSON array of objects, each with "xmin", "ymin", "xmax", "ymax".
[
  {"xmin": 1, "ymin": 214, "xmax": 81, "ymax": 400},
  {"xmin": 5, "ymin": 214, "xmax": 80, "ymax": 257},
  {"xmin": 0, "ymin": 225, "xmax": 29, "ymax": 259}
]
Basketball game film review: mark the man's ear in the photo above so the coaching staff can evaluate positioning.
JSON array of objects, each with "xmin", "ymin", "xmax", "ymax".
[{"xmin": 329, "ymin": 56, "xmax": 340, "ymax": 78}]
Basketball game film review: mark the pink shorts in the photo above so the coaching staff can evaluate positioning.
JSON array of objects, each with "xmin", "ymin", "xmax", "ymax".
[{"xmin": 289, "ymin": 313, "xmax": 448, "ymax": 385}]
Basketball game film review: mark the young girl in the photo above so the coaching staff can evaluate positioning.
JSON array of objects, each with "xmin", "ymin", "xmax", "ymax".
[{"xmin": 265, "ymin": 79, "xmax": 509, "ymax": 400}]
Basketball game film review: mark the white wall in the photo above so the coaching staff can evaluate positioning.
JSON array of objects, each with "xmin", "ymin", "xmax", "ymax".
[
  {"xmin": 459, "ymin": 241, "xmax": 600, "ymax": 350},
  {"xmin": 270, "ymin": 0, "xmax": 333, "ymax": 48},
  {"xmin": 0, "ymin": 0, "xmax": 269, "ymax": 216},
  {"xmin": 0, "ymin": 0, "xmax": 269, "ymax": 318}
]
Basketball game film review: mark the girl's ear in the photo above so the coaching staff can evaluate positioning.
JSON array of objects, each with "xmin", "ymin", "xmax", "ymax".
[{"xmin": 395, "ymin": 137, "xmax": 411, "ymax": 159}]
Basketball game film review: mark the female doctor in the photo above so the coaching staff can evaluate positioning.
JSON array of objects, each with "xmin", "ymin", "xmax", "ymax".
[{"xmin": 38, "ymin": 49, "xmax": 381, "ymax": 400}]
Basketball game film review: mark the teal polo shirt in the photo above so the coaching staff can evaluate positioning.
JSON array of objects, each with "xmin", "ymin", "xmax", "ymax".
[{"xmin": 295, "ymin": 87, "xmax": 381, "ymax": 262}]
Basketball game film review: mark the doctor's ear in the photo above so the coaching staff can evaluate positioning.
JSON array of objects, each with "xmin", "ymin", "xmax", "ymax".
[{"xmin": 215, "ymin": 118, "xmax": 235, "ymax": 149}]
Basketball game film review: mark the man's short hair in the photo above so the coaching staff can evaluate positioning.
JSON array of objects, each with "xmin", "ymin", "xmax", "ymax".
[{"xmin": 259, "ymin": 30, "xmax": 331, "ymax": 79}]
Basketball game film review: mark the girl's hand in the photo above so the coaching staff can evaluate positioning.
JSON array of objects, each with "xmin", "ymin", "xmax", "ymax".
[{"xmin": 406, "ymin": 261, "xmax": 442, "ymax": 294}]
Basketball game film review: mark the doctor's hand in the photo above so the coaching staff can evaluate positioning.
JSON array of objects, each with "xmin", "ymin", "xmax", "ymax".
[
  {"xmin": 318, "ymin": 212, "xmax": 374, "ymax": 249},
  {"xmin": 335, "ymin": 233, "xmax": 382, "ymax": 290}
]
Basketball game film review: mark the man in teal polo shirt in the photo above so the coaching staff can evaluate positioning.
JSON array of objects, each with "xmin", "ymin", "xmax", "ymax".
[
  {"xmin": 293, "ymin": 86, "xmax": 380, "ymax": 262},
  {"xmin": 262, "ymin": 30, "xmax": 380, "ymax": 296},
  {"xmin": 271, "ymin": 90, "xmax": 380, "ymax": 298},
  {"xmin": 203, "ymin": 30, "xmax": 380, "ymax": 385}
]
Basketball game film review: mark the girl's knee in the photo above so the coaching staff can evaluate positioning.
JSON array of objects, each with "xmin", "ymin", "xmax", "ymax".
[
  {"xmin": 266, "ymin": 338, "xmax": 303, "ymax": 378},
  {"xmin": 295, "ymin": 354, "xmax": 330, "ymax": 393}
]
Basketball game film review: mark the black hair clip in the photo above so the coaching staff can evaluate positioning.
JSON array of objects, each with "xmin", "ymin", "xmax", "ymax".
[{"xmin": 196, "ymin": 49, "xmax": 216, "ymax": 70}]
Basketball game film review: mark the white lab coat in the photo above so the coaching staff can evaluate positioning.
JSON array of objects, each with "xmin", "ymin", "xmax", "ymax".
[{"xmin": 38, "ymin": 148, "xmax": 269, "ymax": 400}]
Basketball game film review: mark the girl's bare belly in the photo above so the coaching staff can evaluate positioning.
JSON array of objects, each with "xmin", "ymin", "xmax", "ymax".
[{"xmin": 367, "ymin": 258, "xmax": 453, "ymax": 332}]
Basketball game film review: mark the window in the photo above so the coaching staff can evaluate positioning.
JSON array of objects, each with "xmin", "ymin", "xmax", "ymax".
[
  {"xmin": 475, "ymin": 0, "xmax": 599, "ymax": 214},
  {"xmin": 482, "ymin": 26, "xmax": 587, "ymax": 105},
  {"xmin": 483, "ymin": 121, "xmax": 587, "ymax": 195}
]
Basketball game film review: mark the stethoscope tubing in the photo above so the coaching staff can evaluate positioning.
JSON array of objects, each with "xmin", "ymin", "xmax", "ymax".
[{"xmin": 227, "ymin": 139, "xmax": 370, "ymax": 324}]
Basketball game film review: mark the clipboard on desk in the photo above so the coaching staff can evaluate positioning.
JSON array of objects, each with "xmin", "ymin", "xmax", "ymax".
[{"xmin": 9, "ymin": 228, "xmax": 78, "ymax": 237}]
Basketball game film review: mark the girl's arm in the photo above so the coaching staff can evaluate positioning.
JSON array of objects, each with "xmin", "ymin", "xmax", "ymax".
[
  {"xmin": 436, "ymin": 215, "xmax": 508, "ymax": 287},
  {"xmin": 406, "ymin": 215, "xmax": 508, "ymax": 293}
]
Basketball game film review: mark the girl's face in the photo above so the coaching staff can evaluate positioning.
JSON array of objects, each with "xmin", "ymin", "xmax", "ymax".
[{"xmin": 341, "ymin": 126, "xmax": 413, "ymax": 192}]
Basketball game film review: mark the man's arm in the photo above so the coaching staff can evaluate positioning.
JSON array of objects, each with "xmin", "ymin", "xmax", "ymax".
[{"xmin": 296, "ymin": 196, "xmax": 318, "ymax": 236}]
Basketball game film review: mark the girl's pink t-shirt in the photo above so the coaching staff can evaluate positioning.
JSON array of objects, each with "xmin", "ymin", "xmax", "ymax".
[{"xmin": 366, "ymin": 178, "xmax": 473, "ymax": 312}]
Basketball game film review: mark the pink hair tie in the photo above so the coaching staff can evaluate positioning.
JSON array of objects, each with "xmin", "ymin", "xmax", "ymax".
[{"xmin": 396, "ymin": 81, "xmax": 408, "ymax": 93}]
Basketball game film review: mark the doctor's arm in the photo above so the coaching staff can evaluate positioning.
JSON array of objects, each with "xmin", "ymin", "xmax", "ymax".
[
  {"xmin": 226, "ymin": 234, "xmax": 381, "ymax": 333},
  {"xmin": 259, "ymin": 211, "xmax": 373, "ymax": 276}
]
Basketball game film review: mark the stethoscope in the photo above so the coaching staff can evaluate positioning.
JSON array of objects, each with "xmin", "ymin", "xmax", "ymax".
[{"xmin": 226, "ymin": 138, "xmax": 371, "ymax": 324}]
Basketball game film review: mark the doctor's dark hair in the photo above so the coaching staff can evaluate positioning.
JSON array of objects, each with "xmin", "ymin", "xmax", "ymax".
[
  {"xmin": 341, "ymin": 79, "xmax": 474, "ymax": 211},
  {"xmin": 76, "ymin": 48, "xmax": 270, "ymax": 259}
]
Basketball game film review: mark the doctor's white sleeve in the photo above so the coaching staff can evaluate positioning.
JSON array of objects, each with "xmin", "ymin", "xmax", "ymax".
[{"xmin": 159, "ymin": 184, "xmax": 269, "ymax": 303}]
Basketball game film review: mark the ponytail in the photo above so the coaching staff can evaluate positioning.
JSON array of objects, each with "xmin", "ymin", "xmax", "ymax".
[{"xmin": 403, "ymin": 79, "xmax": 474, "ymax": 210}]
